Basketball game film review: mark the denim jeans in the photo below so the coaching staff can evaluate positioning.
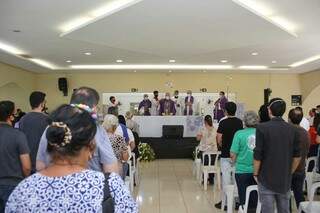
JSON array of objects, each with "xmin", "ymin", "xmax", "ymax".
[
  {"xmin": 0, "ymin": 185, "xmax": 16, "ymax": 213},
  {"xmin": 235, "ymin": 173, "xmax": 257, "ymax": 206},
  {"xmin": 220, "ymin": 158, "xmax": 234, "ymax": 191},
  {"xmin": 291, "ymin": 172, "xmax": 305, "ymax": 209},
  {"xmin": 258, "ymin": 182, "xmax": 290, "ymax": 213}
]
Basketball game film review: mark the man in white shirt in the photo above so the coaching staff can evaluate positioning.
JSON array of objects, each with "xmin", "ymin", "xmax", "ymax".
[
  {"xmin": 173, "ymin": 90, "xmax": 184, "ymax": 116},
  {"xmin": 295, "ymin": 107, "xmax": 310, "ymax": 131},
  {"xmin": 151, "ymin": 91, "xmax": 160, "ymax": 116}
]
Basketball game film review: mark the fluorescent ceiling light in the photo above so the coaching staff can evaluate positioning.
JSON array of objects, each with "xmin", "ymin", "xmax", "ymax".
[
  {"xmin": 116, "ymin": 59, "xmax": 123, "ymax": 63},
  {"xmin": 59, "ymin": 0, "xmax": 143, "ymax": 36},
  {"xmin": 84, "ymin": 52, "xmax": 92, "ymax": 55},
  {"xmin": 220, "ymin": 60, "xmax": 228, "ymax": 63},
  {"xmin": 70, "ymin": 64, "xmax": 234, "ymax": 70},
  {"xmin": 0, "ymin": 41, "xmax": 57, "ymax": 69},
  {"xmin": 0, "ymin": 41, "xmax": 24, "ymax": 55},
  {"xmin": 66, "ymin": 60, "xmax": 72, "ymax": 63},
  {"xmin": 289, "ymin": 55, "xmax": 320, "ymax": 67},
  {"xmin": 169, "ymin": 59, "xmax": 176, "ymax": 63},
  {"xmin": 251, "ymin": 52, "xmax": 258, "ymax": 56},
  {"xmin": 232, "ymin": 0, "xmax": 273, "ymax": 16},
  {"xmin": 30, "ymin": 59, "xmax": 56, "ymax": 69},
  {"xmin": 232, "ymin": 0, "xmax": 297, "ymax": 37},
  {"xmin": 270, "ymin": 16, "xmax": 296, "ymax": 33},
  {"xmin": 267, "ymin": 67, "xmax": 289, "ymax": 71},
  {"xmin": 239, "ymin": 65, "xmax": 268, "ymax": 70},
  {"xmin": 60, "ymin": 17, "xmax": 93, "ymax": 36}
]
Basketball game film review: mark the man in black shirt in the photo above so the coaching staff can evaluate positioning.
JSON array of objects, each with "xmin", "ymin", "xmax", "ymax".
[
  {"xmin": 19, "ymin": 91, "xmax": 50, "ymax": 173},
  {"xmin": 288, "ymin": 108, "xmax": 310, "ymax": 209},
  {"xmin": 0, "ymin": 101, "xmax": 31, "ymax": 212},
  {"xmin": 215, "ymin": 102, "xmax": 243, "ymax": 209},
  {"xmin": 254, "ymin": 98, "xmax": 301, "ymax": 213}
]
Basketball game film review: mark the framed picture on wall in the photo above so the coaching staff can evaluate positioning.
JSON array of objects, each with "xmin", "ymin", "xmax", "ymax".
[{"xmin": 291, "ymin": 95, "xmax": 302, "ymax": 106}]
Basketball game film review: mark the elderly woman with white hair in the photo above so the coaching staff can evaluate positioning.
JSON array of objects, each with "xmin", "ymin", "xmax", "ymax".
[
  {"xmin": 102, "ymin": 114, "xmax": 129, "ymax": 180},
  {"xmin": 230, "ymin": 110, "xmax": 259, "ymax": 211},
  {"xmin": 125, "ymin": 111, "xmax": 140, "ymax": 135}
]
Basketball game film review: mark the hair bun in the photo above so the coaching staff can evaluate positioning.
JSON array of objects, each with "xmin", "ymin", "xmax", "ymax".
[{"xmin": 46, "ymin": 125, "xmax": 66, "ymax": 146}]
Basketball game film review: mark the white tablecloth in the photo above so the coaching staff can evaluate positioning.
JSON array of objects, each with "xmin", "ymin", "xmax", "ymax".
[{"xmin": 134, "ymin": 116, "xmax": 217, "ymax": 137}]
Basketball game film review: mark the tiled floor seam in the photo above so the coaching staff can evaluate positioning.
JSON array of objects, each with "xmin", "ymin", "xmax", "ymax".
[{"xmin": 173, "ymin": 162, "xmax": 190, "ymax": 213}]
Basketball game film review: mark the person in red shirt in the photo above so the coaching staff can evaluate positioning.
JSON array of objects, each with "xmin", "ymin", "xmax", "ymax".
[{"xmin": 308, "ymin": 114, "xmax": 320, "ymax": 157}]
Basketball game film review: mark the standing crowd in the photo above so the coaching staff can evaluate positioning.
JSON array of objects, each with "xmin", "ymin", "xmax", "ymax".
[
  {"xmin": 0, "ymin": 87, "xmax": 138, "ymax": 213},
  {"xmin": 1, "ymin": 85, "xmax": 320, "ymax": 213},
  {"xmin": 197, "ymin": 98, "xmax": 320, "ymax": 212}
]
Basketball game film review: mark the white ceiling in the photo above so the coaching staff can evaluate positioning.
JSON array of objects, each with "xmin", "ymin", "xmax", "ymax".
[{"xmin": 0, "ymin": 0, "xmax": 320, "ymax": 73}]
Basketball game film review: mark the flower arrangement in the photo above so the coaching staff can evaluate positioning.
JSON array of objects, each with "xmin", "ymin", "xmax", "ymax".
[{"xmin": 138, "ymin": 143, "xmax": 155, "ymax": 162}]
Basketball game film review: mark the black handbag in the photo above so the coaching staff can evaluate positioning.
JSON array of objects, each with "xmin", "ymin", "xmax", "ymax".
[{"xmin": 102, "ymin": 173, "xmax": 115, "ymax": 213}]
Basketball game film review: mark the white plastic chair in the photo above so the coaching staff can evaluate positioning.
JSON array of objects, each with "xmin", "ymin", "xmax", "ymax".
[
  {"xmin": 237, "ymin": 185, "xmax": 292, "ymax": 213},
  {"xmin": 304, "ymin": 157, "xmax": 318, "ymax": 196},
  {"xmin": 192, "ymin": 146, "xmax": 201, "ymax": 179},
  {"xmin": 306, "ymin": 157, "xmax": 317, "ymax": 173},
  {"xmin": 135, "ymin": 154, "xmax": 140, "ymax": 185},
  {"xmin": 238, "ymin": 185, "xmax": 261, "ymax": 213},
  {"xmin": 299, "ymin": 182, "xmax": 320, "ymax": 213},
  {"xmin": 198, "ymin": 151, "xmax": 221, "ymax": 190},
  {"xmin": 221, "ymin": 167, "xmax": 238, "ymax": 213},
  {"xmin": 128, "ymin": 152, "xmax": 138, "ymax": 192},
  {"xmin": 223, "ymin": 184, "xmax": 235, "ymax": 213}
]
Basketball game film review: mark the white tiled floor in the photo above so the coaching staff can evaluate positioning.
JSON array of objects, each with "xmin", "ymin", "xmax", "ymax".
[
  {"xmin": 134, "ymin": 159, "xmax": 302, "ymax": 213},
  {"xmin": 134, "ymin": 159, "xmax": 223, "ymax": 213}
]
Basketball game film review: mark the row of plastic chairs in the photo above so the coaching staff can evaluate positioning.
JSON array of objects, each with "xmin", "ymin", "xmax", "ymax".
[
  {"xmin": 227, "ymin": 182, "xmax": 320, "ymax": 213},
  {"xmin": 299, "ymin": 181, "xmax": 320, "ymax": 212},
  {"xmin": 299, "ymin": 156, "xmax": 320, "ymax": 213},
  {"xmin": 125, "ymin": 152, "xmax": 140, "ymax": 192},
  {"xmin": 193, "ymin": 147, "xmax": 237, "ymax": 212},
  {"xmin": 224, "ymin": 157, "xmax": 320, "ymax": 213},
  {"xmin": 193, "ymin": 146, "xmax": 320, "ymax": 213}
]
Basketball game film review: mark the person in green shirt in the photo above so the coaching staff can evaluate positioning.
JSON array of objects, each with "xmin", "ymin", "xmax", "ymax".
[{"xmin": 230, "ymin": 110, "xmax": 259, "ymax": 210}]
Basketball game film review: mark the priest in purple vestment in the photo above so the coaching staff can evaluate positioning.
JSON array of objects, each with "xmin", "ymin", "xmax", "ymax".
[
  {"xmin": 184, "ymin": 90, "xmax": 194, "ymax": 115},
  {"xmin": 159, "ymin": 92, "xmax": 176, "ymax": 116},
  {"xmin": 138, "ymin": 94, "xmax": 152, "ymax": 116},
  {"xmin": 214, "ymin": 91, "xmax": 228, "ymax": 121}
]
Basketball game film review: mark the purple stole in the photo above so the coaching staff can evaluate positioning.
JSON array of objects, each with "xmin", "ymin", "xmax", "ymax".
[
  {"xmin": 184, "ymin": 96, "xmax": 194, "ymax": 115},
  {"xmin": 159, "ymin": 99, "xmax": 176, "ymax": 115},
  {"xmin": 139, "ymin": 100, "xmax": 152, "ymax": 116},
  {"xmin": 214, "ymin": 96, "xmax": 228, "ymax": 121}
]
